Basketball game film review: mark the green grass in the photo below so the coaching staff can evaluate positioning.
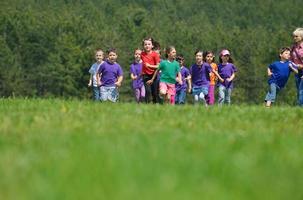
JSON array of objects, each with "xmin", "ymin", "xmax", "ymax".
[{"xmin": 1, "ymin": 99, "xmax": 303, "ymax": 200}]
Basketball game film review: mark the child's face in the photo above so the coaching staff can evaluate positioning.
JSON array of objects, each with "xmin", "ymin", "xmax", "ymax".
[
  {"xmin": 205, "ymin": 53, "xmax": 214, "ymax": 63},
  {"xmin": 95, "ymin": 51, "xmax": 104, "ymax": 63},
  {"xmin": 195, "ymin": 52, "xmax": 203, "ymax": 64},
  {"xmin": 178, "ymin": 59, "xmax": 184, "ymax": 66},
  {"xmin": 293, "ymin": 34, "xmax": 303, "ymax": 43},
  {"xmin": 143, "ymin": 40, "xmax": 153, "ymax": 52},
  {"xmin": 168, "ymin": 48, "xmax": 176, "ymax": 60},
  {"xmin": 280, "ymin": 50, "xmax": 291, "ymax": 60},
  {"xmin": 134, "ymin": 50, "xmax": 142, "ymax": 61},
  {"xmin": 108, "ymin": 52, "xmax": 117, "ymax": 63},
  {"xmin": 221, "ymin": 54, "xmax": 229, "ymax": 63}
]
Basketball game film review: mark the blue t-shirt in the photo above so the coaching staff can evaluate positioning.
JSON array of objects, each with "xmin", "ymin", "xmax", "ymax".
[{"xmin": 268, "ymin": 61, "xmax": 296, "ymax": 88}]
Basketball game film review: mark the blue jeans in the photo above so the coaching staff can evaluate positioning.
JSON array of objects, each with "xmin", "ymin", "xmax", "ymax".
[
  {"xmin": 175, "ymin": 90, "xmax": 186, "ymax": 104},
  {"xmin": 92, "ymin": 86, "xmax": 100, "ymax": 101},
  {"xmin": 218, "ymin": 85, "xmax": 232, "ymax": 105},
  {"xmin": 100, "ymin": 86, "xmax": 119, "ymax": 102},
  {"xmin": 295, "ymin": 77, "xmax": 303, "ymax": 106},
  {"xmin": 265, "ymin": 83, "xmax": 280, "ymax": 103}
]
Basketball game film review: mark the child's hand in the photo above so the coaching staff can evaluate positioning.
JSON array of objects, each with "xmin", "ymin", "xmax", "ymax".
[
  {"xmin": 133, "ymin": 75, "xmax": 137, "ymax": 80},
  {"xmin": 115, "ymin": 82, "xmax": 121, "ymax": 87},
  {"xmin": 188, "ymin": 87, "xmax": 192, "ymax": 93},
  {"xmin": 178, "ymin": 80, "xmax": 183, "ymax": 85},
  {"xmin": 146, "ymin": 79, "xmax": 153, "ymax": 85},
  {"xmin": 226, "ymin": 77, "xmax": 232, "ymax": 82},
  {"xmin": 88, "ymin": 82, "xmax": 92, "ymax": 87},
  {"xmin": 146, "ymin": 63, "xmax": 151, "ymax": 68},
  {"xmin": 219, "ymin": 78, "xmax": 224, "ymax": 83}
]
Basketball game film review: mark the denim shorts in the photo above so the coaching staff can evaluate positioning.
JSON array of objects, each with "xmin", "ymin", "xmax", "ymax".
[
  {"xmin": 192, "ymin": 86, "xmax": 208, "ymax": 97},
  {"xmin": 100, "ymin": 86, "xmax": 119, "ymax": 102}
]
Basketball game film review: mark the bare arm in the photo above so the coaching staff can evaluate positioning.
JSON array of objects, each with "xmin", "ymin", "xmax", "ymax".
[
  {"xmin": 211, "ymin": 69, "xmax": 224, "ymax": 82},
  {"xmin": 289, "ymin": 63, "xmax": 298, "ymax": 74},
  {"xmin": 226, "ymin": 73, "xmax": 235, "ymax": 82},
  {"xmin": 88, "ymin": 75, "xmax": 92, "ymax": 87},
  {"xmin": 115, "ymin": 76, "xmax": 123, "ymax": 87},
  {"xmin": 177, "ymin": 72, "xmax": 182, "ymax": 85},
  {"xmin": 146, "ymin": 69, "xmax": 159, "ymax": 85},
  {"xmin": 96, "ymin": 73, "xmax": 102, "ymax": 86},
  {"xmin": 130, "ymin": 73, "xmax": 137, "ymax": 80},
  {"xmin": 186, "ymin": 75, "xmax": 192, "ymax": 93},
  {"xmin": 146, "ymin": 63, "xmax": 159, "ymax": 69},
  {"xmin": 267, "ymin": 68, "xmax": 273, "ymax": 77}
]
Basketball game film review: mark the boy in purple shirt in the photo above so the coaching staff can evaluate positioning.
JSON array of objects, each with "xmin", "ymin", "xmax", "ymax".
[
  {"xmin": 97, "ymin": 48, "xmax": 123, "ymax": 102},
  {"xmin": 265, "ymin": 47, "xmax": 298, "ymax": 107},
  {"xmin": 217, "ymin": 49, "xmax": 237, "ymax": 105},
  {"xmin": 190, "ymin": 50, "xmax": 222, "ymax": 105},
  {"xmin": 130, "ymin": 49, "xmax": 145, "ymax": 103},
  {"xmin": 175, "ymin": 55, "xmax": 191, "ymax": 104}
]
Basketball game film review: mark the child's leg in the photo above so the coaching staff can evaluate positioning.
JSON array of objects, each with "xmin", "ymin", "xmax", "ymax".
[
  {"xmin": 175, "ymin": 91, "xmax": 180, "ymax": 104},
  {"xmin": 179, "ymin": 90, "xmax": 186, "ymax": 104},
  {"xmin": 167, "ymin": 83, "xmax": 176, "ymax": 105},
  {"xmin": 218, "ymin": 85, "xmax": 226, "ymax": 105},
  {"xmin": 92, "ymin": 86, "xmax": 100, "ymax": 101},
  {"xmin": 264, "ymin": 83, "xmax": 277, "ymax": 107},
  {"xmin": 100, "ymin": 86, "xmax": 108, "ymax": 102},
  {"xmin": 140, "ymin": 85, "xmax": 146, "ymax": 103},
  {"xmin": 225, "ymin": 88, "xmax": 232, "ymax": 105},
  {"xmin": 108, "ymin": 87, "xmax": 119, "ymax": 102},
  {"xmin": 159, "ymin": 82, "xmax": 168, "ymax": 103},
  {"xmin": 299, "ymin": 79, "xmax": 303, "ymax": 106},
  {"xmin": 208, "ymin": 85, "xmax": 215, "ymax": 105},
  {"xmin": 134, "ymin": 88, "xmax": 140, "ymax": 103}
]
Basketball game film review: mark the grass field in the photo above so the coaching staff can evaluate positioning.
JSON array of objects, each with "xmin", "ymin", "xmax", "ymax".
[{"xmin": 1, "ymin": 99, "xmax": 303, "ymax": 200}]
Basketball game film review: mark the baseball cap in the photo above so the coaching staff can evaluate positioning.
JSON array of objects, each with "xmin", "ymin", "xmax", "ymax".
[{"xmin": 220, "ymin": 49, "xmax": 230, "ymax": 56}]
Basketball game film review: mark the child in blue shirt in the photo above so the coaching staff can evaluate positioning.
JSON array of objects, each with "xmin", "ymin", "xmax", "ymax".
[{"xmin": 265, "ymin": 47, "xmax": 298, "ymax": 107}]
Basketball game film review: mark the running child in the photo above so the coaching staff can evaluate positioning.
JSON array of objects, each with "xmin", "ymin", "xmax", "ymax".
[
  {"xmin": 97, "ymin": 48, "xmax": 123, "ymax": 102},
  {"xmin": 175, "ymin": 54, "xmax": 191, "ymax": 104},
  {"xmin": 88, "ymin": 49, "xmax": 104, "ymax": 100},
  {"xmin": 265, "ymin": 47, "xmax": 298, "ymax": 107},
  {"xmin": 130, "ymin": 49, "xmax": 145, "ymax": 103}
]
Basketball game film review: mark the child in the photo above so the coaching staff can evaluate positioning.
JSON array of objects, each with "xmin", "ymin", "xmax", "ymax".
[
  {"xmin": 203, "ymin": 51, "xmax": 218, "ymax": 105},
  {"xmin": 130, "ymin": 49, "xmax": 145, "ymax": 103},
  {"xmin": 190, "ymin": 50, "xmax": 222, "ymax": 106},
  {"xmin": 175, "ymin": 54, "xmax": 191, "ymax": 104},
  {"xmin": 88, "ymin": 49, "xmax": 104, "ymax": 101},
  {"xmin": 96, "ymin": 48, "xmax": 123, "ymax": 102},
  {"xmin": 147, "ymin": 46, "xmax": 182, "ymax": 104},
  {"xmin": 217, "ymin": 49, "xmax": 237, "ymax": 105},
  {"xmin": 141, "ymin": 37, "xmax": 161, "ymax": 104},
  {"xmin": 290, "ymin": 27, "xmax": 303, "ymax": 106},
  {"xmin": 265, "ymin": 47, "xmax": 298, "ymax": 107}
]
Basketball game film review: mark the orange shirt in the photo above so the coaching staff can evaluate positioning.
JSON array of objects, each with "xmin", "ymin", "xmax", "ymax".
[{"xmin": 209, "ymin": 63, "xmax": 218, "ymax": 85}]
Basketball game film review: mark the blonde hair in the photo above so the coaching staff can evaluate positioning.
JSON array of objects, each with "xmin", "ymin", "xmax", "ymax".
[{"xmin": 293, "ymin": 28, "xmax": 303, "ymax": 38}]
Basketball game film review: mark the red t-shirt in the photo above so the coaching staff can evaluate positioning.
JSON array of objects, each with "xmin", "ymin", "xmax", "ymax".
[{"xmin": 141, "ymin": 51, "xmax": 160, "ymax": 75}]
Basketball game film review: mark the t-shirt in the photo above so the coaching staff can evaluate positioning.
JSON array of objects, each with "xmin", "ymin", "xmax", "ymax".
[
  {"xmin": 291, "ymin": 43, "xmax": 303, "ymax": 79},
  {"xmin": 158, "ymin": 60, "xmax": 180, "ymax": 84},
  {"xmin": 175, "ymin": 66, "xmax": 190, "ymax": 92},
  {"xmin": 88, "ymin": 62, "xmax": 103, "ymax": 87},
  {"xmin": 190, "ymin": 63, "xmax": 212, "ymax": 88},
  {"xmin": 141, "ymin": 51, "xmax": 161, "ymax": 75},
  {"xmin": 98, "ymin": 60, "xmax": 123, "ymax": 87},
  {"xmin": 209, "ymin": 63, "xmax": 218, "ymax": 86},
  {"xmin": 129, "ymin": 62, "xmax": 144, "ymax": 89},
  {"xmin": 268, "ymin": 60, "xmax": 296, "ymax": 88},
  {"xmin": 218, "ymin": 63, "xmax": 237, "ymax": 88}
]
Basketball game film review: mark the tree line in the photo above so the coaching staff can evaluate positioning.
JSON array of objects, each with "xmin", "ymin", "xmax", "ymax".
[{"xmin": 0, "ymin": 0, "xmax": 301, "ymax": 104}]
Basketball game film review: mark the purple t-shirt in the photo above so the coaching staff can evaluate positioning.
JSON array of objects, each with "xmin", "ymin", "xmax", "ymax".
[
  {"xmin": 190, "ymin": 63, "xmax": 212, "ymax": 88},
  {"xmin": 218, "ymin": 63, "xmax": 237, "ymax": 88},
  {"xmin": 176, "ymin": 66, "xmax": 190, "ymax": 92},
  {"xmin": 98, "ymin": 60, "xmax": 123, "ymax": 87},
  {"xmin": 129, "ymin": 62, "xmax": 143, "ymax": 89}
]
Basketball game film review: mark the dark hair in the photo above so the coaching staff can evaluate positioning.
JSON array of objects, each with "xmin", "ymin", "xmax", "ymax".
[
  {"xmin": 164, "ymin": 46, "xmax": 175, "ymax": 58},
  {"xmin": 176, "ymin": 54, "xmax": 184, "ymax": 62},
  {"xmin": 142, "ymin": 36, "xmax": 155, "ymax": 46},
  {"xmin": 152, "ymin": 41, "xmax": 161, "ymax": 51},
  {"xmin": 106, "ymin": 48, "xmax": 117, "ymax": 55},
  {"xmin": 279, "ymin": 47, "xmax": 291, "ymax": 55},
  {"xmin": 194, "ymin": 49, "xmax": 203, "ymax": 56},
  {"xmin": 203, "ymin": 51, "xmax": 215, "ymax": 62}
]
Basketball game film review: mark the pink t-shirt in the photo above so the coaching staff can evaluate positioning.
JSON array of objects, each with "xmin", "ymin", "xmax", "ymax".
[{"xmin": 291, "ymin": 42, "xmax": 303, "ymax": 65}]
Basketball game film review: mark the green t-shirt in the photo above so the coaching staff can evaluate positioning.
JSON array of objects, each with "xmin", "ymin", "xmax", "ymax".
[{"xmin": 159, "ymin": 60, "xmax": 180, "ymax": 84}]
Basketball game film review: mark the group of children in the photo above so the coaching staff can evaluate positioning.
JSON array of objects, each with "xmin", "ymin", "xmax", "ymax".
[
  {"xmin": 88, "ymin": 27, "xmax": 303, "ymax": 106},
  {"xmin": 88, "ymin": 37, "xmax": 237, "ymax": 105}
]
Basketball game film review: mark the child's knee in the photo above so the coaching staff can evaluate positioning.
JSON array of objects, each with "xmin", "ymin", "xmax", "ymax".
[{"xmin": 160, "ymin": 90, "xmax": 167, "ymax": 96}]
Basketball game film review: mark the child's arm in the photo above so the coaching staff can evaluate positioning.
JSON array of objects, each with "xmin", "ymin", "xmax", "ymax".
[
  {"xmin": 88, "ymin": 75, "xmax": 92, "ymax": 87},
  {"xmin": 146, "ymin": 69, "xmax": 159, "ymax": 85},
  {"xmin": 186, "ymin": 75, "xmax": 192, "ymax": 93},
  {"xmin": 289, "ymin": 62, "xmax": 298, "ymax": 74},
  {"xmin": 226, "ymin": 73, "xmax": 235, "ymax": 82},
  {"xmin": 267, "ymin": 68, "xmax": 273, "ymax": 77},
  {"xmin": 115, "ymin": 76, "xmax": 123, "ymax": 87},
  {"xmin": 130, "ymin": 73, "xmax": 137, "ymax": 80},
  {"xmin": 177, "ymin": 72, "xmax": 183, "ymax": 85},
  {"xmin": 96, "ymin": 73, "xmax": 102, "ymax": 86},
  {"xmin": 212, "ymin": 69, "xmax": 224, "ymax": 82},
  {"xmin": 146, "ymin": 63, "xmax": 159, "ymax": 69}
]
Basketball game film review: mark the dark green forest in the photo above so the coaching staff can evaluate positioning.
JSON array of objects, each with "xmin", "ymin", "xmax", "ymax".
[{"xmin": 0, "ymin": 0, "xmax": 301, "ymax": 104}]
